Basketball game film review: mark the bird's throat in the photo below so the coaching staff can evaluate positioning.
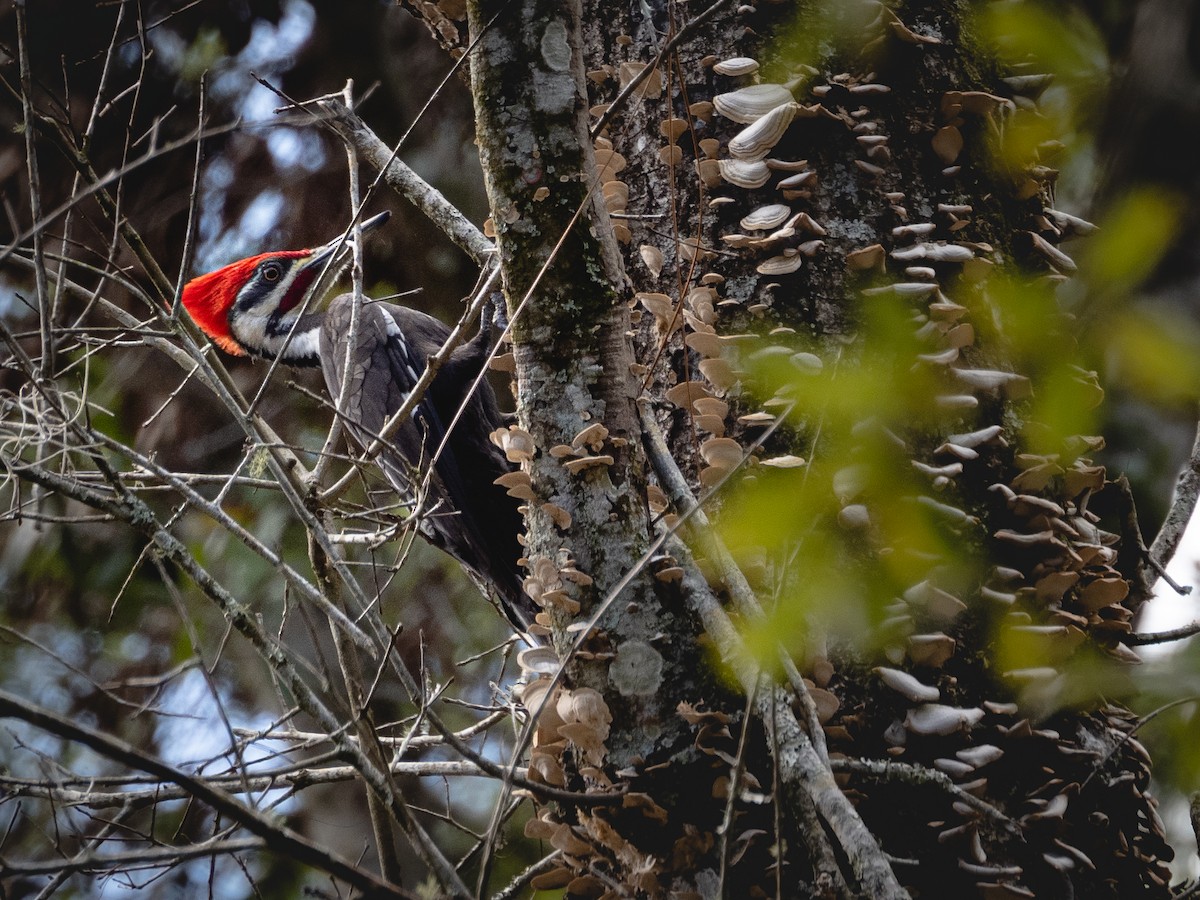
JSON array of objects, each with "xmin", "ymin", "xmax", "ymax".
[{"xmin": 230, "ymin": 309, "xmax": 324, "ymax": 367}]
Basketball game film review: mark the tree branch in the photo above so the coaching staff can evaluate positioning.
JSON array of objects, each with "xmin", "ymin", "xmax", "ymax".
[
  {"xmin": 1, "ymin": 760, "xmax": 498, "ymax": 811},
  {"xmin": 669, "ymin": 536, "xmax": 905, "ymax": 899},
  {"xmin": 1148, "ymin": 417, "xmax": 1200, "ymax": 583},
  {"xmin": 638, "ymin": 401, "xmax": 830, "ymax": 763},
  {"xmin": 0, "ymin": 690, "xmax": 415, "ymax": 899},
  {"xmin": 294, "ymin": 94, "xmax": 493, "ymax": 266},
  {"xmin": 829, "ymin": 757, "xmax": 1019, "ymax": 838},
  {"xmin": 1124, "ymin": 621, "xmax": 1200, "ymax": 646},
  {"xmin": 2, "ymin": 837, "xmax": 266, "ymax": 880}
]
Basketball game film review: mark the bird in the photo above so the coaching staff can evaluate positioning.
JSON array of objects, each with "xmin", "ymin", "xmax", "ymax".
[{"xmin": 180, "ymin": 211, "xmax": 533, "ymax": 633}]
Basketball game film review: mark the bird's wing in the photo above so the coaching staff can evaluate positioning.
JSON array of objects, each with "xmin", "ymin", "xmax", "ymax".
[
  {"xmin": 320, "ymin": 295, "xmax": 531, "ymax": 631},
  {"xmin": 320, "ymin": 295, "xmax": 441, "ymax": 498}
]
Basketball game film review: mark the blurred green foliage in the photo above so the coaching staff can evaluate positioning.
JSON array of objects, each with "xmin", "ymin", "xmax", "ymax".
[{"xmin": 715, "ymin": 2, "xmax": 1200, "ymax": 736}]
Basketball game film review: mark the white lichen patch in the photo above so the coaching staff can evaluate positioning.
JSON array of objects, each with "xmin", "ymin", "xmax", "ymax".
[
  {"xmin": 540, "ymin": 21, "xmax": 571, "ymax": 71},
  {"xmin": 609, "ymin": 640, "xmax": 664, "ymax": 696}
]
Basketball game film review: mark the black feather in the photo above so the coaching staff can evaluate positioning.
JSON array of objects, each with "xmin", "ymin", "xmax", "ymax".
[{"xmin": 320, "ymin": 295, "xmax": 531, "ymax": 632}]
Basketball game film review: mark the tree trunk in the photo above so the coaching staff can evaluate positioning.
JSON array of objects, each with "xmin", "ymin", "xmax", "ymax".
[{"xmin": 441, "ymin": 0, "xmax": 1174, "ymax": 894}]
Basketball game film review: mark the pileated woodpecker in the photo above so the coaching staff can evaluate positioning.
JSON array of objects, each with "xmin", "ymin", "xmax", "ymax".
[{"xmin": 180, "ymin": 212, "xmax": 532, "ymax": 633}]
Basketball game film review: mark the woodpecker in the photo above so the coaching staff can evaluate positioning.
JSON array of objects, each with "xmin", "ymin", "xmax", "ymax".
[{"xmin": 180, "ymin": 212, "xmax": 533, "ymax": 633}]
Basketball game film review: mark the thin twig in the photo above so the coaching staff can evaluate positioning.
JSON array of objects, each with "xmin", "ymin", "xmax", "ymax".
[
  {"xmin": 170, "ymin": 70, "xmax": 206, "ymax": 320},
  {"xmin": 15, "ymin": 2, "xmax": 53, "ymax": 381},
  {"xmin": 312, "ymin": 79, "xmax": 366, "ymax": 486},
  {"xmin": 1148, "ymin": 417, "xmax": 1200, "ymax": 589},
  {"xmin": 829, "ymin": 757, "xmax": 1019, "ymax": 837},
  {"xmin": 235, "ymin": 710, "xmax": 509, "ymax": 749},
  {"xmin": 1079, "ymin": 695, "xmax": 1200, "ymax": 794},
  {"xmin": 12, "ymin": 836, "xmax": 264, "ymax": 881},
  {"xmin": 0, "ymin": 690, "xmax": 415, "ymax": 899},
  {"xmin": 0, "ymin": 755, "xmax": 499, "ymax": 811},
  {"xmin": 589, "ymin": 0, "xmax": 736, "ymax": 139},
  {"xmin": 717, "ymin": 678, "xmax": 762, "ymax": 895},
  {"xmin": 638, "ymin": 401, "xmax": 830, "ymax": 764},
  {"xmin": 492, "ymin": 850, "xmax": 563, "ymax": 900},
  {"xmin": 669, "ymin": 537, "xmax": 899, "ymax": 898},
  {"xmin": 1125, "ymin": 621, "xmax": 1200, "ymax": 646}
]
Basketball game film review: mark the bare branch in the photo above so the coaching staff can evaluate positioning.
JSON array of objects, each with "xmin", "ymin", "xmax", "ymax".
[
  {"xmin": 1149, "ymin": 417, "xmax": 1200, "ymax": 583},
  {"xmin": 3, "ymin": 758, "xmax": 497, "ymax": 811},
  {"xmin": 1124, "ymin": 621, "xmax": 1200, "ymax": 646},
  {"xmin": 294, "ymin": 94, "xmax": 493, "ymax": 266},
  {"xmin": 5, "ymin": 837, "xmax": 265, "ymax": 880},
  {"xmin": 0, "ymin": 690, "xmax": 416, "ymax": 899},
  {"xmin": 829, "ymin": 757, "xmax": 1019, "ymax": 837},
  {"xmin": 14, "ymin": 3, "xmax": 53, "ymax": 380},
  {"xmin": 638, "ymin": 401, "xmax": 830, "ymax": 764},
  {"xmin": 669, "ymin": 538, "xmax": 903, "ymax": 899},
  {"xmin": 169, "ymin": 70, "xmax": 206, "ymax": 320},
  {"xmin": 492, "ymin": 850, "xmax": 563, "ymax": 900}
]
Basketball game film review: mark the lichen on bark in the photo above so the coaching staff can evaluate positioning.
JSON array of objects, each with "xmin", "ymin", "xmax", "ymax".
[{"xmin": 466, "ymin": 0, "xmax": 713, "ymax": 774}]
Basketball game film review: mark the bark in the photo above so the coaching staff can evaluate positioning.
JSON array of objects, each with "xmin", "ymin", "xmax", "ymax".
[
  {"xmin": 457, "ymin": 0, "xmax": 1176, "ymax": 895},
  {"xmin": 466, "ymin": 0, "xmax": 713, "ymax": 765}
]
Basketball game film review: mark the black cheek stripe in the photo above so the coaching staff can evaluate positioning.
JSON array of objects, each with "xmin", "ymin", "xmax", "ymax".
[{"xmin": 234, "ymin": 277, "xmax": 276, "ymax": 312}]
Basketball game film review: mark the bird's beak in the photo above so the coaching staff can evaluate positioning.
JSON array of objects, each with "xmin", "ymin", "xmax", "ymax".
[{"xmin": 301, "ymin": 210, "xmax": 391, "ymax": 304}]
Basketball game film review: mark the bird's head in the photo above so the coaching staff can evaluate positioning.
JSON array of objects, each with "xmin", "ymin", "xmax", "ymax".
[{"xmin": 181, "ymin": 211, "xmax": 390, "ymax": 365}]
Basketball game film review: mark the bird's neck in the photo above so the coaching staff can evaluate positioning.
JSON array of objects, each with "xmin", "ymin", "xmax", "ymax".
[{"xmin": 231, "ymin": 309, "xmax": 324, "ymax": 367}]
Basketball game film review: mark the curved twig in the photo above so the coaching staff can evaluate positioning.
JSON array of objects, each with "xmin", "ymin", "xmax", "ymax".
[
  {"xmin": 829, "ymin": 757, "xmax": 1020, "ymax": 838},
  {"xmin": 1148, "ymin": 417, "xmax": 1200, "ymax": 587},
  {"xmin": 589, "ymin": 0, "xmax": 736, "ymax": 139},
  {"xmin": 0, "ymin": 690, "xmax": 416, "ymax": 899}
]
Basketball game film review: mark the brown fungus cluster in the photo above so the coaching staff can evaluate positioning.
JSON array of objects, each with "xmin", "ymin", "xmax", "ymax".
[{"xmin": 809, "ymin": 13, "xmax": 1170, "ymax": 900}]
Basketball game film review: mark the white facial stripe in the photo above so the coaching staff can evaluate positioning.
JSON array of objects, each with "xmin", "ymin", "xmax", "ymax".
[
  {"xmin": 229, "ymin": 304, "xmax": 271, "ymax": 351},
  {"xmin": 261, "ymin": 325, "xmax": 322, "ymax": 361}
]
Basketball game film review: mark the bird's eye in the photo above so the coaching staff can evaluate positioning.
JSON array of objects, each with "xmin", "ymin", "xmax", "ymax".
[{"xmin": 262, "ymin": 262, "xmax": 283, "ymax": 282}]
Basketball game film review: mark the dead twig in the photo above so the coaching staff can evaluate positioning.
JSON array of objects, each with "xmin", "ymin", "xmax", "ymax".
[
  {"xmin": 0, "ymin": 690, "xmax": 416, "ymax": 899},
  {"xmin": 1147, "ymin": 418, "xmax": 1200, "ymax": 592}
]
